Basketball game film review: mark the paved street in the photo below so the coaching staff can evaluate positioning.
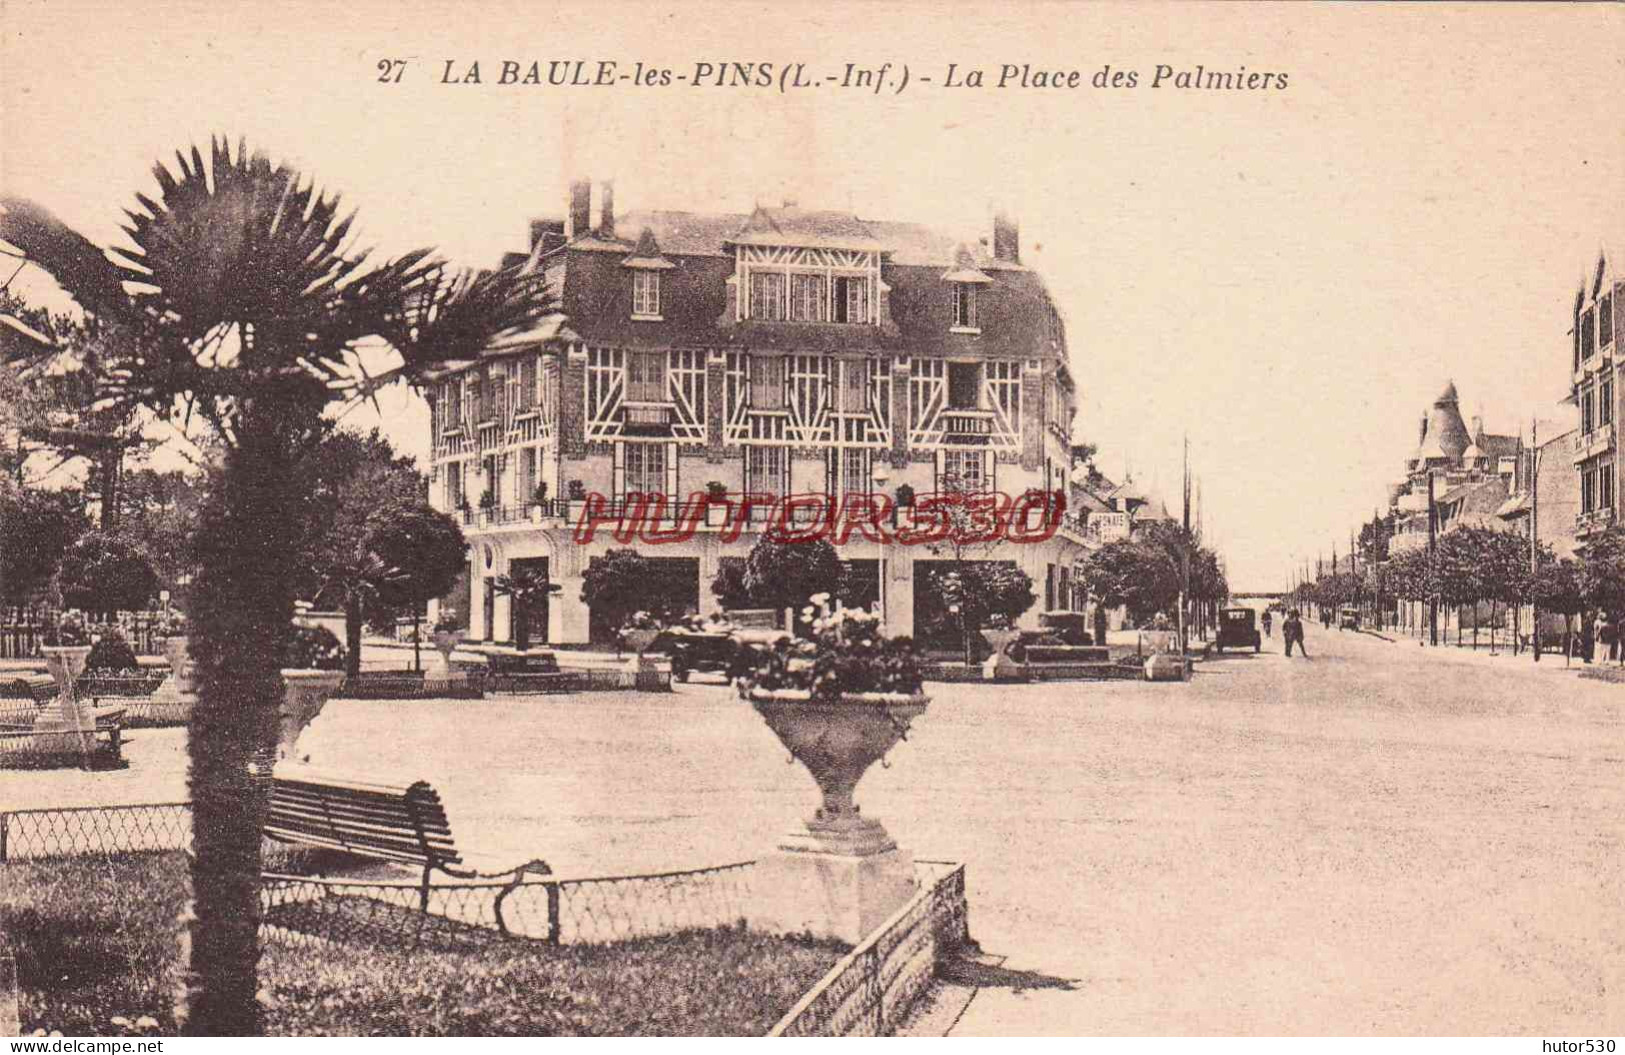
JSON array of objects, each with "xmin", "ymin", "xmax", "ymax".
[{"xmin": 6, "ymin": 621, "xmax": 1620, "ymax": 1033}]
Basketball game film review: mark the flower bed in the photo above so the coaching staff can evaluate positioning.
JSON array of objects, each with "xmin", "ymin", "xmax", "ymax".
[{"xmin": 3, "ymin": 852, "xmax": 843, "ymax": 1037}]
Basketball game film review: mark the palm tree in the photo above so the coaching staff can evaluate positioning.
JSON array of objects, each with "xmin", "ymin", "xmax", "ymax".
[
  {"xmin": 1, "ymin": 139, "xmax": 553, "ymax": 1035},
  {"xmin": 490, "ymin": 566, "xmax": 561, "ymax": 651}
]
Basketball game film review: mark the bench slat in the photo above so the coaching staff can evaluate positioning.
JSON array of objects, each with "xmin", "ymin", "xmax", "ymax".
[
  {"xmin": 263, "ymin": 817, "xmax": 461, "ymax": 862},
  {"xmin": 264, "ymin": 804, "xmax": 456, "ymax": 848},
  {"xmin": 263, "ymin": 829, "xmax": 449, "ymax": 864},
  {"xmin": 267, "ymin": 789, "xmax": 452, "ymax": 833}
]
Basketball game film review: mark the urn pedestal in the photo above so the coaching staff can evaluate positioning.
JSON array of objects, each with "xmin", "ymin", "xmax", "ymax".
[
  {"xmin": 979, "ymin": 628, "xmax": 1022, "ymax": 681},
  {"xmin": 621, "ymin": 628, "xmax": 661, "ymax": 673},
  {"xmin": 33, "ymin": 646, "xmax": 97, "ymax": 754},
  {"xmin": 430, "ymin": 630, "xmax": 466, "ymax": 682},
  {"xmin": 148, "ymin": 635, "xmax": 198, "ymax": 723},
  {"xmin": 747, "ymin": 689, "xmax": 929, "ymax": 944}
]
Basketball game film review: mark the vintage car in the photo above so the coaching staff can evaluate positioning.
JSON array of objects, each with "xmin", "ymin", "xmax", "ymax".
[
  {"xmin": 649, "ymin": 628, "xmax": 740, "ymax": 682},
  {"xmin": 1215, "ymin": 606, "xmax": 1262, "ymax": 653},
  {"xmin": 1338, "ymin": 606, "xmax": 1361, "ymax": 630}
]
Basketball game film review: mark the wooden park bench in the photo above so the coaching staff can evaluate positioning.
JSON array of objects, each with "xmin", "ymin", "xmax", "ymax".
[{"xmin": 265, "ymin": 768, "xmax": 551, "ymax": 932}]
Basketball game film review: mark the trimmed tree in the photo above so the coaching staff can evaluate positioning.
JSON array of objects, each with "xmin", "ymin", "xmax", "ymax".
[
  {"xmin": 1080, "ymin": 538, "xmax": 1181, "ymax": 629},
  {"xmin": 56, "ymin": 529, "xmax": 159, "ymax": 621},
  {"xmin": 0, "ymin": 487, "xmax": 87, "ymax": 618},
  {"xmin": 581, "ymin": 548, "xmax": 654, "ymax": 640},
  {"xmin": 742, "ymin": 536, "xmax": 845, "ymax": 621}
]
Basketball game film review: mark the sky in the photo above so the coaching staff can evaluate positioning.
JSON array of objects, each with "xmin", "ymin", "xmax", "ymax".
[{"xmin": 4, "ymin": 0, "xmax": 1622, "ymax": 589}]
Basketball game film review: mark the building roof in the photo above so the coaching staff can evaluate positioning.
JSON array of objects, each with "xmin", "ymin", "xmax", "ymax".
[
  {"xmin": 1416, "ymin": 381, "xmax": 1472, "ymax": 462},
  {"xmin": 532, "ymin": 207, "xmax": 1024, "ymax": 270}
]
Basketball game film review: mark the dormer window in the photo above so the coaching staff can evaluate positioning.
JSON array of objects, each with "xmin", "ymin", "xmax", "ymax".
[
  {"xmin": 632, "ymin": 271, "xmax": 661, "ymax": 319},
  {"xmin": 952, "ymin": 283, "xmax": 979, "ymax": 332}
]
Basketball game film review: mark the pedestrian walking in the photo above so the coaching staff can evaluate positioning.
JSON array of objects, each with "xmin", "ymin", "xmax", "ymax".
[
  {"xmin": 1262, "ymin": 609, "xmax": 1273, "ymax": 639},
  {"xmin": 1599, "ymin": 611, "xmax": 1619, "ymax": 664},
  {"xmin": 1284, "ymin": 609, "xmax": 1308, "ymax": 657}
]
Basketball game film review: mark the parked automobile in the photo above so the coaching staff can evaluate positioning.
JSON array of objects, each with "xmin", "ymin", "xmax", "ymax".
[
  {"xmin": 1215, "ymin": 606, "xmax": 1261, "ymax": 653},
  {"xmin": 650, "ymin": 628, "xmax": 739, "ymax": 682},
  {"xmin": 1339, "ymin": 606, "xmax": 1360, "ymax": 630}
]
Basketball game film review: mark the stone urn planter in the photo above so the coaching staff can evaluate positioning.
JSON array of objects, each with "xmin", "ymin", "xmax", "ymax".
[
  {"xmin": 34, "ymin": 645, "xmax": 96, "ymax": 753},
  {"xmin": 275, "ymin": 669, "xmax": 346, "ymax": 765},
  {"xmin": 620, "ymin": 628, "xmax": 661, "ymax": 672},
  {"xmin": 979, "ymin": 627, "xmax": 1022, "ymax": 680},
  {"xmin": 747, "ymin": 687, "xmax": 931, "ymax": 943},
  {"xmin": 430, "ymin": 628, "xmax": 466, "ymax": 682},
  {"xmin": 148, "ymin": 635, "xmax": 198, "ymax": 722}
]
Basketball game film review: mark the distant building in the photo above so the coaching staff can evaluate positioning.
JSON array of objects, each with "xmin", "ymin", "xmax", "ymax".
[
  {"xmin": 1387, "ymin": 381, "xmax": 1519, "ymax": 553},
  {"xmin": 1496, "ymin": 423, "xmax": 1581, "ymax": 559},
  {"xmin": 1568, "ymin": 251, "xmax": 1624, "ymax": 541}
]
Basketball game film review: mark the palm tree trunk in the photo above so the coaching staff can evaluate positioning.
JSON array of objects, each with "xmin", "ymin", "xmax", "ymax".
[{"xmin": 178, "ymin": 403, "xmax": 311, "ymax": 1036}]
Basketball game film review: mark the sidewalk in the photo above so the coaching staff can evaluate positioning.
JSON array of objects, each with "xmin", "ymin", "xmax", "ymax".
[{"xmin": 1348, "ymin": 624, "xmax": 1594, "ymax": 678}]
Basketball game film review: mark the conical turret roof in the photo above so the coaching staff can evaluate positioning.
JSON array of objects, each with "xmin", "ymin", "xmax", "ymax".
[{"xmin": 1417, "ymin": 380, "xmax": 1471, "ymax": 463}]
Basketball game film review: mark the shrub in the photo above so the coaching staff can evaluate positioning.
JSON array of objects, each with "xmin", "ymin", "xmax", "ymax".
[
  {"xmin": 282, "ymin": 625, "xmax": 346, "ymax": 671},
  {"xmin": 85, "ymin": 630, "xmax": 140, "ymax": 672}
]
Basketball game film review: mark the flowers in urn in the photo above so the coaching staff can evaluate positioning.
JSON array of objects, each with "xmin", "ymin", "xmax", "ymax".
[
  {"xmin": 43, "ymin": 610, "xmax": 91, "ymax": 647},
  {"xmin": 618, "ymin": 611, "xmax": 665, "ymax": 657},
  {"xmin": 738, "ymin": 594, "xmax": 924, "ymax": 701},
  {"xmin": 433, "ymin": 609, "xmax": 462, "ymax": 634}
]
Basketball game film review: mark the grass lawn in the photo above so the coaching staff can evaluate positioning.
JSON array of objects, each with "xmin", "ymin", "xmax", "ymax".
[{"xmin": 2, "ymin": 853, "xmax": 842, "ymax": 1036}]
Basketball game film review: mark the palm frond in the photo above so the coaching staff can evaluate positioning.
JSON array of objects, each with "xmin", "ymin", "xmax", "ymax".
[{"xmin": 0, "ymin": 198, "xmax": 131, "ymax": 320}]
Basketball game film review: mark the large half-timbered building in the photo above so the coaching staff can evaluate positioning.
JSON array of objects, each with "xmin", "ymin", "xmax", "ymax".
[{"xmin": 425, "ymin": 180, "xmax": 1091, "ymax": 645}]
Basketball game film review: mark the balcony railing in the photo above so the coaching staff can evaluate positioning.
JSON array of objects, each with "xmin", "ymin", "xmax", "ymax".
[
  {"xmin": 940, "ymin": 408, "xmax": 995, "ymax": 437},
  {"xmin": 1576, "ymin": 507, "xmax": 1616, "ymax": 534}
]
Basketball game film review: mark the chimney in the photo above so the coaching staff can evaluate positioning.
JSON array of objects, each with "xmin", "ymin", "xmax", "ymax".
[
  {"xmin": 566, "ymin": 178, "xmax": 591, "ymax": 239},
  {"xmin": 599, "ymin": 180, "xmax": 615, "ymax": 238},
  {"xmin": 992, "ymin": 209, "xmax": 1019, "ymax": 264},
  {"xmin": 529, "ymin": 218, "xmax": 565, "ymax": 252}
]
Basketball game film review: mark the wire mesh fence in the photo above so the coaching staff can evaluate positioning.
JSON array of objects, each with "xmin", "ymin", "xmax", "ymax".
[
  {"xmin": 769, "ymin": 861, "xmax": 970, "ymax": 1037},
  {"xmin": 0, "ymin": 803, "xmax": 192, "ymax": 861}
]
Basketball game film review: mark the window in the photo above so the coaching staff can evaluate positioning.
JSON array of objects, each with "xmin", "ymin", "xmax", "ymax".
[
  {"xmin": 1583, "ymin": 461, "xmax": 1598, "ymax": 514},
  {"xmin": 749, "ymin": 272, "xmax": 786, "ymax": 321},
  {"xmin": 951, "ymin": 284, "xmax": 978, "ymax": 330},
  {"xmin": 837, "ymin": 360, "xmax": 868, "ymax": 413},
  {"xmin": 1603, "ymin": 374, "xmax": 1614, "ymax": 428},
  {"xmin": 444, "ymin": 379, "xmax": 463, "ymax": 428},
  {"xmin": 1602, "ymin": 293, "xmax": 1615, "ymax": 349},
  {"xmin": 751, "ymin": 356, "xmax": 787, "ymax": 410},
  {"xmin": 1582, "ymin": 382, "xmax": 1596, "ymax": 435},
  {"xmin": 789, "ymin": 274, "xmax": 827, "ymax": 322},
  {"xmin": 942, "ymin": 449, "xmax": 989, "ymax": 492},
  {"xmin": 828, "ymin": 447, "xmax": 872, "ymax": 499},
  {"xmin": 1582, "ymin": 307, "xmax": 1596, "ymax": 361},
  {"xmin": 624, "ymin": 442, "xmax": 666, "ymax": 498},
  {"xmin": 746, "ymin": 445, "xmax": 788, "ymax": 497},
  {"xmin": 632, "ymin": 271, "xmax": 661, "ymax": 318},
  {"xmin": 1603, "ymin": 459, "xmax": 1616, "ymax": 514},
  {"xmin": 446, "ymin": 462, "xmax": 464, "ymax": 509},
  {"xmin": 832, "ymin": 275, "xmax": 870, "ymax": 324},
  {"xmin": 947, "ymin": 362, "xmax": 981, "ymax": 410},
  {"xmin": 518, "ymin": 357, "xmax": 536, "ymax": 410},
  {"xmin": 520, "ymin": 447, "xmax": 537, "ymax": 503},
  {"xmin": 627, "ymin": 351, "xmax": 667, "ymax": 403}
]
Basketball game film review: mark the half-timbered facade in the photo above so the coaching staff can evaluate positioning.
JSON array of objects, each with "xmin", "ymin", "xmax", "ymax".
[{"xmin": 425, "ymin": 181, "xmax": 1089, "ymax": 644}]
